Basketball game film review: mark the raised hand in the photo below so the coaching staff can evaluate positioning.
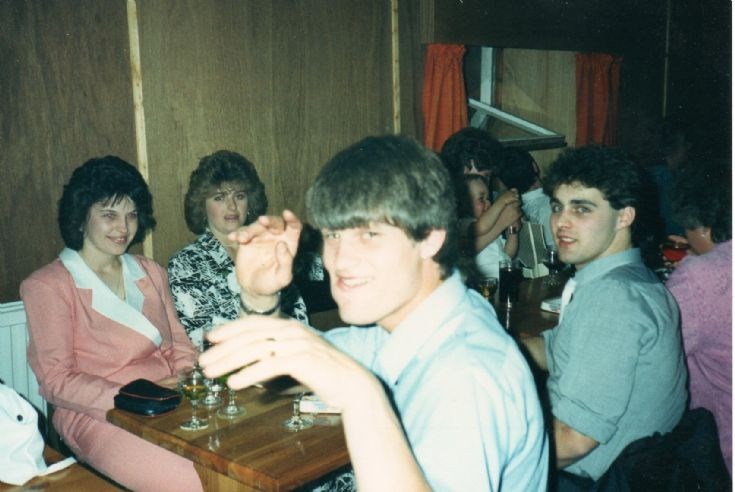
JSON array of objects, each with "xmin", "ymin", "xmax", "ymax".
[
  {"xmin": 228, "ymin": 210, "xmax": 302, "ymax": 309},
  {"xmin": 199, "ymin": 317, "xmax": 432, "ymax": 491},
  {"xmin": 496, "ymin": 201, "xmax": 523, "ymax": 230},
  {"xmin": 496, "ymin": 188, "xmax": 520, "ymax": 207}
]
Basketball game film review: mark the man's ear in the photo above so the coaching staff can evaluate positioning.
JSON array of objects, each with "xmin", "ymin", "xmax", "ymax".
[
  {"xmin": 616, "ymin": 206, "xmax": 636, "ymax": 230},
  {"xmin": 419, "ymin": 229, "xmax": 446, "ymax": 259}
]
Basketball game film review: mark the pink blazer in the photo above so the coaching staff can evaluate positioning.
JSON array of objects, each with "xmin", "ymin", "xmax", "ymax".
[{"xmin": 20, "ymin": 253, "xmax": 197, "ymax": 444}]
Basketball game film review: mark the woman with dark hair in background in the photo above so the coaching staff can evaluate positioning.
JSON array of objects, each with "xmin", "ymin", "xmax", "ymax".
[
  {"xmin": 20, "ymin": 156, "xmax": 201, "ymax": 491},
  {"xmin": 168, "ymin": 150, "xmax": 308, "ymax": 348},
  {"xmin": 666, "ymin": 160, "xmax": 732, "ymax": 474}
]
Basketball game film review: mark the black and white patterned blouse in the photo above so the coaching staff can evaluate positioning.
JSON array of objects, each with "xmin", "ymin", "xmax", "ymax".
[{"xmin": 167, "ymin": 229, "xmax": 309, "ymax": 348}]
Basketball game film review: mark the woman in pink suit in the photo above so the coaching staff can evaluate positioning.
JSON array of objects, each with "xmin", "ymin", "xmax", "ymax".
[
  {"xmin": 20, "ymin": 156, "xmax": 202, "ymax": 491},
  {"xmin": 666, "ymin": 160, "xmax": 732, "ymax": 474}
]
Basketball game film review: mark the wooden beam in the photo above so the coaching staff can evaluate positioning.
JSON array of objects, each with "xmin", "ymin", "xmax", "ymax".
[{"xmin": 126, "ymin": 0, "xmax": 153, "ymax": 259}]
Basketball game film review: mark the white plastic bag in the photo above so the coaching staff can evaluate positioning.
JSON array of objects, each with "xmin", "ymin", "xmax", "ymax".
[{"xmin": 0, "ymin": 383, "xmax": 75, "ymax": 485}]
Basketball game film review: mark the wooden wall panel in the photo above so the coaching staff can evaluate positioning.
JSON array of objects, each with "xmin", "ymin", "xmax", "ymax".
[
  {"xmin": 497, "ymin": 49, "xmax": 577, "ymax": 172},
  {"xmin": 397, "ymin": 0, "xmax": 425, "ymax": 140},
  {"xmin": 137, "ymin": 1, "xmax": 394, "ymax": 264},
  {"xmin": 0, "ymin": 1, "xmax": 136, "ymax": 302}
]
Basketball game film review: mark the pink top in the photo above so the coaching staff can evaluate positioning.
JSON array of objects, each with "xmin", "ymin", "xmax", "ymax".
[{"xmin": 667, "ymin": 240, "xmax": 732, "ymax": 473}]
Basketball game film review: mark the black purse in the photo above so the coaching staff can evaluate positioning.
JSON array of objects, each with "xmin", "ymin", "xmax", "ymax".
[{"xmin": 114, "ymin": 378, "xmax": 181, "ymax": 416}]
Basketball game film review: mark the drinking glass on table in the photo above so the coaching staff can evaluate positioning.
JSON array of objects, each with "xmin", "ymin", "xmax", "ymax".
[
  {"xmin": 283, "ymin": 393, "xmax": 314, "ymax": 432},
  {"xmin": 499, "ymin": 259, "xmax": 522, "ymax": 305},
  {"xmin": 217, "ymin": 371, "xmax": 246, "ymax": 419},
  {"xmin": 543, "ymin": 247, "xmax": 565, "ymax": 287},
  {"xmin": 201, "ymin": 322, "xmax": 224, "ymax": 407},
  {"xmin": 178, "ymin": 368, "xmax": 209, "ymax": 431},
  {"xmin": 476, "ymin": 277, "xmax": 498, "ymax": 303},
  {"xmin": 661, "ymin": 238, "xmax": 689, "ymax": 263}
]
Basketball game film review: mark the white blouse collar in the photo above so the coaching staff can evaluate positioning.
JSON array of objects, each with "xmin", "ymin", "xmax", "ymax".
[{"xmin": 59, "ymin": 248, "xmax": 162, "ymax": 347}]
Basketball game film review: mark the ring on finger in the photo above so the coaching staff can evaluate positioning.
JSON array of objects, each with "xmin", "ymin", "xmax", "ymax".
[{"xmin": 266, "ymin": 337, "xmax": 277, "ymax": 357}]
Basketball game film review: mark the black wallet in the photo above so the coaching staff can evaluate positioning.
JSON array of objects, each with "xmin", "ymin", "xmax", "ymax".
[{"xmin": 114, "ymin": 378, "xmax": 181, "ymax": 416}]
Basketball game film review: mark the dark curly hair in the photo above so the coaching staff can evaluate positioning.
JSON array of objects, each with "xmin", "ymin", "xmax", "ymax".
[
  {"xmin": 543, "ymin": 146, "xmax": 661, "ymax": 259},
  {"xmin": 57, "ymin": 155, "xmax": 156, "ymax": 251},
  {"xmin": 184, "ymin": 150, "xmax": 267, "ymax": 234},
  {"xmin": 496, "ymin": 147, "xmax": 539, "ymax": 193},
  {"xmin": 440, "ymin": 127, "xmax": 503, "ymax": 178},
  {"xmin": 440, "ymin": 128, "xmax": 502, "ymax": 219},
  {"xmin": 58, "ymin": 156, "xmax": 156, "ymax": 250},
  {"xmin": 670, "ymin": 159, "xmax": 731, "ymax": 243}
]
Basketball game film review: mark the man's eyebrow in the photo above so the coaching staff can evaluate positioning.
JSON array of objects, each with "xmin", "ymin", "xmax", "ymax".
[
  {"xmin": 549, "ymin": 198, "xmax": 598, "ymax": 207},
  {"xmin": 569, "ymin": 199, "xmax": 598, "ymax": 207}
]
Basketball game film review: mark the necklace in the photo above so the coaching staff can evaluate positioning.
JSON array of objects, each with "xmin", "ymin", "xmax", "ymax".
[
  {"xmin": 114, "ymin": 269, "xmax": 125, "ymax": 300},
  {"xmin": 97, "ymin": 263, "xmax": 125, "ymax": 299}
]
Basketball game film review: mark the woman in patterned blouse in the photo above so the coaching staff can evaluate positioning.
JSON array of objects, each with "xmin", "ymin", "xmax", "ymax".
[{"xmin": 168, "ymin": 150, "xmax": 308, "ymax": 348}]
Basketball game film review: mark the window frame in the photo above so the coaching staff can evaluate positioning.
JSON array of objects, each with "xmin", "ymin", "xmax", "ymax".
[{"xmin": 468, "ymin": 48, "xmax": 567, "ymax": 151}]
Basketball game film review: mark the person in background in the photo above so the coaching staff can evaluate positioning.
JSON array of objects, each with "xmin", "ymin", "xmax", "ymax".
[
  {"xmin": 168, "ymin": 150, "xmax": 308, "ymax": 348},
  {"xmin": 495, "ymin": 147, "xmax": 554, "ymax": 247},
  {"xmin": 666, "ymin": 160, "xmax": 731, "ymax": 474},
  {"xmin": 644, "ymin": 119, "xmax": 691, "ymax": 236},
  {"xmin": 520, "ymin": 146, "xmax": 687, "ymax": 487},
  {"xmin": 440, "ymin": 127, "xmax": 504, "ymax": 218},
  {"xmin": 464, "ymin": 173, "xmax": 520, "ymax": 278},
  {"xmin": 20, "ymin": 157, "xmax": 201, "ymax": 491},
  {"xmin": 201, "ymin": 135, "xmax": 549, "ymax": 491}
]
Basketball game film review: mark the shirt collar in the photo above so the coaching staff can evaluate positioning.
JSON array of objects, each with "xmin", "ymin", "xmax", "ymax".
[
  {"xmin": 372, "ymin": 271, "xmax": 466, "ymax": 387},
  {"xmin": 574, "ymin": 248, "xmax": 642, "ymax": 286},
  {"xmin": 522, "ymin": 187, "xmax": 547, "ymax": 201},
  {"xmin": 59, "ymin": 248, "xmax": 162, "ymax": 346}
]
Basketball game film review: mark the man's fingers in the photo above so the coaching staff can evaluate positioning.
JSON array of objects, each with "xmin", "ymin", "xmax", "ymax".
[
  {"xmin": 226, "ymin": 358, "xmax": 288, "ymax": 390},
  {"xmin": 282, "ymin": 210, "xmax": 303, "ymax": 231},
  {"xmin": 257, "ymin": 215, "xmax": 286, "ymax": 232},
  {"xmin": 274, "ymin": 241, "xmax": 295, "ymax": 277}
]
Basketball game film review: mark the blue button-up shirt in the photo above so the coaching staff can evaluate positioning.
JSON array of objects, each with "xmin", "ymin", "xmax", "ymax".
[
  {"xmin": 325, "ymin": 272, "xmax": 548, "ymax": 491},
  {"xmin": 543, "ymin": 248, "xmax": 687, "ymax": 480}
]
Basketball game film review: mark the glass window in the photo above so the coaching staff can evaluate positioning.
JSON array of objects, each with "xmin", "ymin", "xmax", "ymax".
[{"xmin": 465, "ymin": 47, "xmax": 569, "ymax": 152}]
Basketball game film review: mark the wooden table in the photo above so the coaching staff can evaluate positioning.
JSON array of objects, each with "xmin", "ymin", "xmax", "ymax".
[
  {"xmin": 106, "ymin": 277, "xmax": 563, "ymax": 491},
  {"xmin": 108, "ymin": 386, "xmax": 349, "ymax": 491}
]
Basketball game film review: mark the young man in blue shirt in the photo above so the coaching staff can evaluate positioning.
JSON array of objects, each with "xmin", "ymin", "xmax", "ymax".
[
  {"xmin": 521, "ymin": 146, "xmax": 687, "ymax": 486},
  {"xmin": 201, "ymin": 135, "xmax": 548, "ymax": 491}
]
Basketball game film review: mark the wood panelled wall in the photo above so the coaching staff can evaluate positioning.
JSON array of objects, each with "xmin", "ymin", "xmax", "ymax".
[
  {"xmin": 0, "ymin": 0, "xmax": 423, "ymax": 302},
  {"xmin": 0, "ymin": 1, "xmax": 138, "ymax": 302},
  {"xmin": 138, "ymin": 1, "xmax": 396, "ymax": 263}
]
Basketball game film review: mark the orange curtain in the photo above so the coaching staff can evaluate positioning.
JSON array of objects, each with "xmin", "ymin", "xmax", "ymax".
[
  {"xmin": 422, "ymin": 44, "xmax": 468, "ymax": 152},
  {"xmin": 575, "ymin": 53, "xmax": 623, "ymax": 146}
]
